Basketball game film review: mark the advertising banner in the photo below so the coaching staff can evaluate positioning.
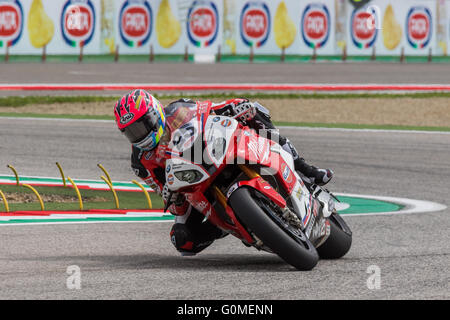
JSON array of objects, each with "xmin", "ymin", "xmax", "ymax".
[
  {"xmin": 116, "ymin": 0, "xmax": 223, "ymax": 55},
  {"xmin": 227, "ymin": 0, "xmax": 335, "ymax": 56},
  {"xmin": 0, "ymin": 0, "xmax": 447, "ymax": 57},
  {"xmin": 1, "ymin": 0, "xmax": 102, "ymax": 55},
  {"xmin": 346, "ymin": 0, "xmax": 437, "ymax": 56}
]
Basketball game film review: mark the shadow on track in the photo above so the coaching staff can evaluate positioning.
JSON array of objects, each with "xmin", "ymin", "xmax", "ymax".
[{"xmin": 25, "ymin": 253, "xmax": 294, "ymax": 272}]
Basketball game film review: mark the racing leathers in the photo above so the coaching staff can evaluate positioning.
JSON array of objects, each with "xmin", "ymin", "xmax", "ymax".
[{"xmin": 131, "ymin": 98, "xmax": 333, "ymax": 255}]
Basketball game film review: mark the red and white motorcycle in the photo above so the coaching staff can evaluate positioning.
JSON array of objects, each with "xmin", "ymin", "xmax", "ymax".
[{"xmin": 164, "ymin": 102, "xmax": 352, "ymax": 270}]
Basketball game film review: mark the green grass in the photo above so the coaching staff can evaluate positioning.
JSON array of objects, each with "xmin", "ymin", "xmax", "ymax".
[
  {"xmin": 0, "ymin": 112, "xmax": 114, "ymax": 120},
  {"xmin": 1, "ymin": 111, "xmax": 448, "ymax": 131},
  {"xmin": 0, "ymin": 95, "xmax": 117, "ymax": 107},
  {"xmin": 0, "ymin": 184, "xmax": 164, "ymax": 212},
  {"xmin": 1, "ymin": 92, "xmax": 450, "ymax": 108},
  {"xmin": 1, "ymin": 93, "xmax": 449, "ymax": 132}
]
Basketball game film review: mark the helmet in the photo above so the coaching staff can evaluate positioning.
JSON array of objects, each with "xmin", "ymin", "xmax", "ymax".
[{"xmin": 114, "ymin": 89, "xmax": 166, "ymax": 151}]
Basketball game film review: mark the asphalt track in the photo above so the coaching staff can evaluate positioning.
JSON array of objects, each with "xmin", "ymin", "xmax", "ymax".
[
  {"xmin": 1, "ymin": 63, "xmax": 450, "ymax": 96},
  {"xmin": 0, "ymin": 117, "xmax": 449, "ymax": 299}
]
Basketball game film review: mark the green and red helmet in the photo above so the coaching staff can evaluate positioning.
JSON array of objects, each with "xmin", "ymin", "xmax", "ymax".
[{"xmin": 114, "ymin": 89, "xmax": 166, "ymax": 151}]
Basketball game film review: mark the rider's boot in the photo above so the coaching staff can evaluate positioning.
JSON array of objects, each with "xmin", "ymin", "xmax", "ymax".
[
  {"xmin": 293, "ymin": 157, "xmax": 334, "ymax": 186},
  {"xmin": 282, "ymin": 138, "xmax": 333, "ymax": 186}
]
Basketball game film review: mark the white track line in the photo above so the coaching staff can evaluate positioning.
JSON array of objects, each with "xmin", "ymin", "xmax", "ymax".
[{"xmin": 335, "ymin": 193, "xmax": 447, "ymax": 217}]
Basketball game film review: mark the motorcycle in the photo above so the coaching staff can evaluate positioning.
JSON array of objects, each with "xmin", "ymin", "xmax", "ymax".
[{"xmin": 164, "ymin": 101, "xmax": 352, "ymax": 270}]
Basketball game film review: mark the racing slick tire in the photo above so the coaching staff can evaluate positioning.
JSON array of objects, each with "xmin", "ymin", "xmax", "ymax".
[
  {"xmin": 229, "ymin": 187, "xmax": 319, "ymax": 271},
  {"xmin": 317, "ymin": 212, "xmax": 352, "ymax": 259}
]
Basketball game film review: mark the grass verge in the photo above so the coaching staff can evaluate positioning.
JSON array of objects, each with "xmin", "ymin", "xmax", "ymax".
[
  {"xmin": 1, "ymin": 112, "xmax": 448, "ymax": 132},
  {"xmin": 2, "ymin": 92, "xmax": 450, "ymax": 108},
  {"xmin": 1, "ymin": 93, "xmax": 449, "ymax": 132}
]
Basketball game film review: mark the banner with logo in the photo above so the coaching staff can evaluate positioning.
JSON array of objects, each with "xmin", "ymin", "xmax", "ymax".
[
  {"xmin": 115, "ymin": 0, "xmax": 223, "ymax": 55},
  {"xmin": 1, "ymin": 0, "xmax": 102, "ymax": 55},
  {"xmin": 0, "ymin": 0, "xmax": 224, "ymax": 55},
  {"xmin": 0, "ymin": 0, "xmax": 446, "ymax": 57},
  {"xmin": 228, "ymin": 0, "xmax": 335, "ymax": 55},
  {"xmin": 346, "ymin": 0, "xmax": 437, "ymax": 56}
]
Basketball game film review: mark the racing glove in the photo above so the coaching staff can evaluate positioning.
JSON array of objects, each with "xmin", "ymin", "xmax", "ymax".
[
  {"xmin": 232, "ymin": 101, "xmax": 257, "ymax": 124},
  {"xmin": 212, "ymin": 99, "xmax": 257, "ymax": 125},
  {"xmin": 162, "ymin": 184, "xmax": 189, "ymax": 216}
]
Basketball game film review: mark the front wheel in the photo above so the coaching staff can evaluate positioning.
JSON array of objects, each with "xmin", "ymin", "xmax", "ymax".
[
  {"xmin": 317, "ymin": 212, "xmax": 352, "ymax": 259},
  {"xmin": 229, "ymin": 187, "xmax": 319, "ymax": 271}
]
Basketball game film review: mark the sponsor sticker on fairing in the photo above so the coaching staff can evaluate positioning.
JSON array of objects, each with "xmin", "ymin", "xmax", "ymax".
[
  {"xmin": 406, "ymin": 6, "xmax": 432, "ymax": 49},
  {"xmin": 0, "ymin": 0, "xmax": 23, "ymax": 48},
  {"xmin": 119, "ymin": 0, "xmax": 153, "ymax": 47},
  {"xmin": 167, "ymin": 174, "xmax": 174, "ymax": 185},
  {"xmin": 187, "ymin": 0, "xmax": 219, "ymax": 48},
  {"xmin": 350, "ymin": 5, "xmax": 378, "ymax": 49},
  {"xmin": 61, "ymin": 0, "xmax": 96, "ymax": 47},
  {"xmin": 240, "ymin": 1, "xmax": 270, "ymax": 48},
  {"xmin": 281, "ymin": 163, "xmax": 292, "ymax": 183},
  {"xmin": 220, "ymin": 119, "xmax": 232, "ymax": 127},
  {"xmin": 301, "ymin": 3, "xmax": 330, "ymax": 49}
]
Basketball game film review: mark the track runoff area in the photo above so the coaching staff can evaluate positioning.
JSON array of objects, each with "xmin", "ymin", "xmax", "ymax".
[{"xmin": 0, "ymin": 83, "xmax": 447, "ymax": 225}]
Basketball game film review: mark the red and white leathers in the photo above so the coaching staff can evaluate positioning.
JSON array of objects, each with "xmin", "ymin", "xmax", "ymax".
[
  {"xmin": 131, "ymin": 98, "xmax": 255, "ymax": 215},
  {"xmin": 130, "ymin": 97, "xmax": 332, "ymax": 255}
]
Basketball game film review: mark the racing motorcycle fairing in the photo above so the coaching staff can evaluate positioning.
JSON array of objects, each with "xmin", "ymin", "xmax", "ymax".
[{"xmin": 165, "ymin": 102, "xmax": 333, "ymax": 248}]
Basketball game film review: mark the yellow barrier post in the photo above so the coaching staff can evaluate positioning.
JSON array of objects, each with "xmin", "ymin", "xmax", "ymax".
[
  {"xmin": 6, "ymin": 165, "xmax": 19, "ymax": 186},
  {"xmin": 55, "ymin": 162, "xmax": 67, "ymax": 187},
  {"xmin": 101, "ymin": 176, "xmax": 120, "ymax": 209},
  {"xmin": 97, "ymin": 164, "xmax": 112, "ymax": 184},
  {"xmin": 131, "ymin": 180, "xmax": 152, "ymax": 209},
  {"xmin": 22, "ymin": 184, "xmax": 45, "ymax": 211},
  {"xmin": 0, "ymin": 189, "xmax": 9, "ymax": 213},
  {"xmin": 67, "ymin": 177, "xmax": 84, "ymax": 211}
]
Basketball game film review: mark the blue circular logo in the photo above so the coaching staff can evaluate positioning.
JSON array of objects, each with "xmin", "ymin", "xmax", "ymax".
[
  {"xmin": 240, "ymin": 1, "xmax": 270, "ymax": 48},
  {"xmin": 301, "ymin": 3, "xmax": 330, "ymax": 49},
  {"xmin": 0, "ymin": 0, "xmax": 24, "ymax": 47},
  {"xmin": 350, "ymin": 6, "xmax": 378, "ymax": 49},
  {"xmin": 119, "ymin": 0, "xmax": 152, "ymax": 47},
  {"xmin": 61, "ymin": 0, "xmax": 96, "ymax": 47},
  {"xmin": 406, "ymin": 6, "xmax": 432, "ymax": 49},
  {"xmin": 187, "ymin": 0, "xmax": 219, "ymax": 48}
]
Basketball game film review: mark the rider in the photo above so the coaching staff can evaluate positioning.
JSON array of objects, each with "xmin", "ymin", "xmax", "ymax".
[{"xmin": 114, "ymin": 89, "xmax": 333, "ymax": 256}]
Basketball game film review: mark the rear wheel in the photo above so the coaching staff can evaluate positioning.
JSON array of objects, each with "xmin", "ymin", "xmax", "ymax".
[
  {"xmin": 317, "ymin": 212, "xmax": 352, "ymax": 259},
  {"xmin": 229, "ymin": 187, "xmax": 319, "ymax": 271}
]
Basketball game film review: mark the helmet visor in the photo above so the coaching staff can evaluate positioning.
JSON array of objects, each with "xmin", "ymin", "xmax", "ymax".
[{"xmin": 122, "ymin": 113, "xmax": 157, "ymax": 144}]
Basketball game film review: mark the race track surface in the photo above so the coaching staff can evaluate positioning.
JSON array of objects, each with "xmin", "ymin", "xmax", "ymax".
[
  {"xmin": 0, "ymin": 118, "xmax": 448, "ymax": 299},
  {"xmin": 1, "ymin": 63, "xmax": 450, "ymax": 97}
]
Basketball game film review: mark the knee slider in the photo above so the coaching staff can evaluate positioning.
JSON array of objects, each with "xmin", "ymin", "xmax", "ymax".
[{"xmin": 170, "ymin": 223, "xmax": 195, "ymax": 252}]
